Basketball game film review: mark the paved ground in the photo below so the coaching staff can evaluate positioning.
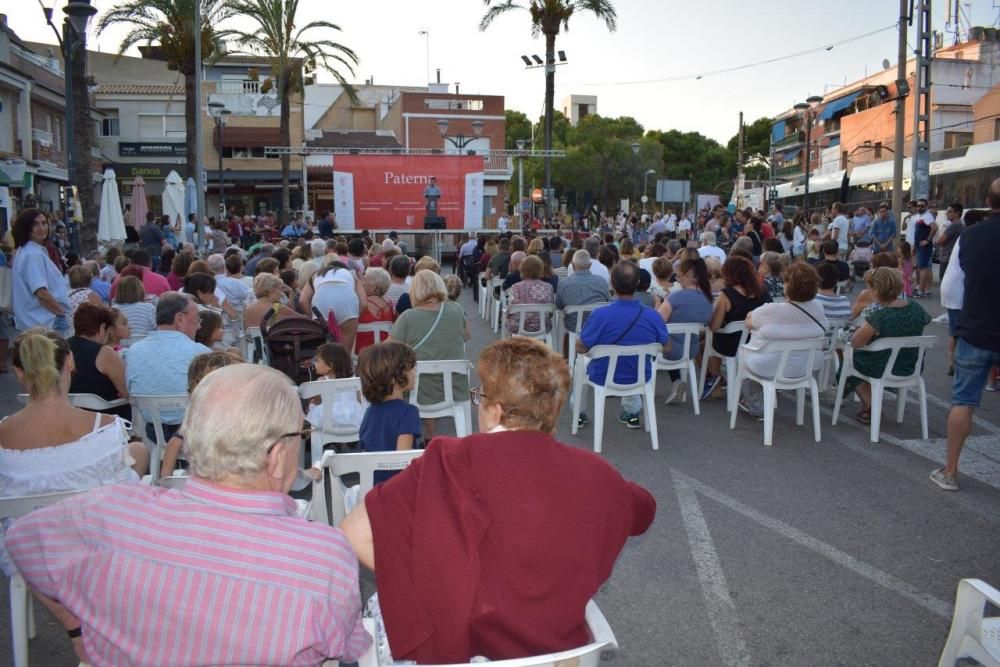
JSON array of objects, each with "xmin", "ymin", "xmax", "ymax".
[{"xmin": 2, "ymin": 282, "xmax": 998, "ymax": 666}]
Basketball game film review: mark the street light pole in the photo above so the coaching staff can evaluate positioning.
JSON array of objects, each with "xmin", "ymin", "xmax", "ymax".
[
  {"xmin": 631, "ymin": 142, "xmax": 640, "ymax": 214},
  {"xmin": 643, "ymin": 169, "xmax": 656, "ymax": 213},
  {"xmin": 515, "ymin": 138, "xmax": 526, "ymax": 223},
  {"xmin": 208, "ymin": 102, "xmax": 230, "ymax": 220},
  {"xmin": 793, "ymin": 95, "xmax": 824, "ymax": 213},
  {"xmin": 436, "ymin": 119, "xmax": 485, "ymax": 153}
]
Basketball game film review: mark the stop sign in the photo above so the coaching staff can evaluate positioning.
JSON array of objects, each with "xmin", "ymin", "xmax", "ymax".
[{"xmin": 531, "ymin": 188, "xmax": 544, "ymax": 203}]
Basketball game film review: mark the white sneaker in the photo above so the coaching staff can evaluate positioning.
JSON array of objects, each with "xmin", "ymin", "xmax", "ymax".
[{"xmin": 665, "ymin": 381, "xmax": 687, "ymax": 405}]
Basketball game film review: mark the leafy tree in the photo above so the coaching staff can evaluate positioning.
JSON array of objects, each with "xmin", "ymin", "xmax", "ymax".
[
  {"xmin": 505, "ymin": 110, "xmax": 532, "ymax": 149},
  {"xmin": 727, "ymin": 115, "xmax": 773, "ymax": 181},
  {"xmin": 480, "ymin": 0, "xmax": 617, "ymax": 199},
  {"xmin": 649, "ymin": 129, "xmax": 735, "ymax": 202},
  {"xmin": 221, "ymin": 0, "xmax": 357, "ymax": 225}
]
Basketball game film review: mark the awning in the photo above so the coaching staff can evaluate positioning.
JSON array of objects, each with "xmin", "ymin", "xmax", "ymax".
[
  {"xmin": 782, "ymin": 146, "xmax": 802, "ymax": 162},
  {"xmin": 806, "ymin": 169, "xmax": 847, "ymax": 194},
  {"xmin": 216, "ymin": 127, "xmax": 283, "ymax": 148},
  {"xmin": 771, "ymin": 120, "xmax": 786, "ymax": 144},
  {"xmin": 849, "ymin": 158, "xmax": 911, "ymax": 186},
  {"xmin": 817, "ymin": 92, "xmax": 860, "ymax": 121}
]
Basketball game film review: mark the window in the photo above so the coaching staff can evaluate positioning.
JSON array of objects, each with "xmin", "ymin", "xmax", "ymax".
[
  {"xmin": 250, "ymin": 146, "xmax": 266, "ymax": 158},
  {"xmin": 138, "ymin": 115, "xmax": 186, "ymax": 138},
  {"xmin": 138, "ymin": 115, "xmax": 163, "ymax": 138},
  {"xmin": 577, "ymin": 104, "xmax": 590, "ymax": 120},
  {"xmin": 222, "ymin": 146, "xmax": 275, "ymax": 159},
  {"xmin": 943, "ymin": 131, "xmax": 974, "ymax": 150},
  {"xmin": 100, "ymin": 117, "xmax": 120, "ymax": 137},
  {"xmin": 424, "ymin": 98, "xmax": 485, "ymax": 111}
]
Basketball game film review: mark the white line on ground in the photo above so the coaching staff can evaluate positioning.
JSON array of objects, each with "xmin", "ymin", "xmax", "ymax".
[
  {"xmin": 671, "ymin": 471, "xmax": 753, "ymax": 667},
  {"xmin": 905, "ymin": 388, "xmax": 1000, "ymax": 436},
  {"xmin": 672, "ymin": 470, "xmax": 955, "ymax": 620}
]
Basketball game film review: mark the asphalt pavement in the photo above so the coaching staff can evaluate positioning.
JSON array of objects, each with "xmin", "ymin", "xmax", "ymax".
[{"xmin": 2, "ymin": 282, "xmax": 998, "ymax": 666}]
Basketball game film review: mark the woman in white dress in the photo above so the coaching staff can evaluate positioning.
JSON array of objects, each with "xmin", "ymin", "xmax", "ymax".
[{"xmin": 0, "ymin": 329, "xmax": 147, "ymax": 575}]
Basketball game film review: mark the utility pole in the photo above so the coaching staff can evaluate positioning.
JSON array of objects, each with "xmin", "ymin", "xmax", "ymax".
[
  {"xmin": 193, "ymin": 2, "xmax": 206, "ymax": 250},
  {"xmin": 891, "ymin": 0, "xmax": 909, "ymax": 234},
  {"xmin": 736, "ymin": 111, "xmax": 745, "ymax": 210},
  {"xmin": 912, "ymin": 0, "xmax": 932, "ymax": 202}
]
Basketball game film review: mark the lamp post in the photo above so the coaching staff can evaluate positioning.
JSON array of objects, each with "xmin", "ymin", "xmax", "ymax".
[
  {"xmin": 792, "ymin": 95, "xmax": 824, "ymax": 213},
  {"xmin": 515, "ymin": 138, "xmax": 527, "ymax": 222},
  {"xmin": 41, "ymin": 0, "xmax": 97, "ymax": 252},
  {"xmin": 436, "ymin": 119, "xmax": 485, "ymax": 154},
  {"xmin": 642, "ymin": 169, "xmax": 656, "ymax": 213},
  {"xmin": 630, "ymin": 142, "xmax": 640, "ymax": 214},
  {"xmin": 208, "ymin": 102, "xmax": 231, "ymax": 218}
]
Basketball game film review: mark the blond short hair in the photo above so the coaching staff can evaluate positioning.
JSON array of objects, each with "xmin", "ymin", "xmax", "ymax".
[
  {"xmin": 253, "ymin": 272, "xmax": 283, "ymax": 298},
  {"xmin": 363, "ymin": 267, "xmax": 391, "ymax": 296},
  {"xmin": 413, "ymin": 256, "xmax": 440, "ymax": 274},
  {"xmin": 409, "ymin": 269, "xmax": 447, "ymax": 306},
  {"xmin": 866, "ymin": 266, "xmax": 902, "ymax": 302}
]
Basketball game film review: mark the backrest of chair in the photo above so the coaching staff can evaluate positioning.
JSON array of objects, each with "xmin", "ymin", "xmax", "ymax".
[
  {"xmin": 410, "ymin": 359, "xmax": 473, "ymax": 412},
  {"xmin": 861, "ymin": 335, "xmax": 937, "ymax": 383},
  {"xmin": 507, "ymin": 302, "xmax": 556, "ymax": 336},
  {"xmin": 299, "ymin": 378, "xmax": 366, "ymax": 434},
  {"xmin": 315, "ymin": 449, "xmax": 424, "ymax": 525},
  {"xmin": 745, "ymin": 337, "xmax": 826, "ymax": 382},
  {"xmin": 562, "ymin": 303, "xmax": 605, "ymax": 335},
  {"xmin": 0, "ymin": 490, "xmax": 85, "ymax": 521},
  {"xmin": 662, "ymin": 323, "xmax": 704, "ymax": 363},
  {"xmin": 245, "ymin": 326, "xmax": 268, "ymax": 365},
  {"xmin": 356, "ymin": 321, "xmax": 393, "ymax": 346},
  {"xmin": 132, "ymin": 394, "xmax": 189, "ymax": 446},
  {"xmin": 586, "ymin": 343, "xmax": 662, "ymax": 391},
  {"xmin": 158, "ymin": 475, "xmax": 189, "ymax": 490},
  {"xmin": 67, "ymin": 393, "xmax": 129, "ymax": 411}
]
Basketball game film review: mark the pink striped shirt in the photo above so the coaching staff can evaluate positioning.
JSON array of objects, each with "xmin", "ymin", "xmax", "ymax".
[{"xmin": 6, "ymin": 479, "xmax": 370, "ymax": 666}]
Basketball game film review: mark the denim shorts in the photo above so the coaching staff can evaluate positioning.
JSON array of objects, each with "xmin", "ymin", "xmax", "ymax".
[
  {"xmin": 952, "ymin": 338, "xmax": 1000, "ymax": 408},
  {"xmin": 947, "ymin": 309, "xmax": 961, "ymax": 337},
  {"xmin": 915, "ymin": 244, "xmax": 933, "ymax": 269}
]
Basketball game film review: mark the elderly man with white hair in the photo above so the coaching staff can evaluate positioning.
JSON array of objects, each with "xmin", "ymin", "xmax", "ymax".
[
  {"xmin": 556, "ymin": 249, "xmax": 611, "ymax": 333},
  {"xmin": 5, "ymin": 364, "xmax": 370, "ymax": 665},
  {"xmin": 311, "ymin": 238, "xmax": 328, "ymax": 268},
  {"xmin": 698, "ymin": 231, "xmax": 728, "ymax": 263},
  {"xmin": 501, "ymin": 250, "xmax": 528, "ymax": 290}
]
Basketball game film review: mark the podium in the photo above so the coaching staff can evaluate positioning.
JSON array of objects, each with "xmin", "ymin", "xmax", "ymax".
[{"xmin": 424, "ymin": 216, "xmax": 446, "ymax": 230}]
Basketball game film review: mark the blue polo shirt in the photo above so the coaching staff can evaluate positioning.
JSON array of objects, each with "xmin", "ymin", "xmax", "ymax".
[
  {"xmin": 580, "ymin": 298, "xmax": 668, "ymax": 386},
  {"xmin": 12, "ymin": 241, "xmax": 70, "ymax": 331}
]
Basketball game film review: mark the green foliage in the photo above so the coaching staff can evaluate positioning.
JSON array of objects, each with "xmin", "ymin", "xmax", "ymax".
[
  {"xmin": 648, "ymin": 129, "xmax": 735, "ymax": 201},
  {"xmin": 726, "ymin": 116, "xmax": 773, "ymax": 166},
  {"xmin": 505, "ymin": 110, "xmax": 532, "ymax": 149}
]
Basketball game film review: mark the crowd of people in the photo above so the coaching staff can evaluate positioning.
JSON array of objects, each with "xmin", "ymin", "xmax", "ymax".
[{"xmin": 0, "ymin": 178, "xmax": 997, "ymax": 664}]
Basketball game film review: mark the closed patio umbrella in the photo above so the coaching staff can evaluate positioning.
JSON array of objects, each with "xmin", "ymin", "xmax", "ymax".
[
  {"xmin": 97, "ymin": 168, "xmax": 126, "ymax": 246},
  {"xmin": 130, "ymin": 175, "xmax": 148, "ymax": 230},
  {"xmin": 163, "ymin": 170, "xmax": 186, "ymax": 244}
]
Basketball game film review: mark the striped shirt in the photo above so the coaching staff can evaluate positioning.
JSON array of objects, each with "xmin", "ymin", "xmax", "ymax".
[
  {"xmin": 815, "ymin": 293, "xmax": 852, "ymax": 323},
  {"xmin": 6, "ymin": 479, "xmax": 370, "ymax": 666}
]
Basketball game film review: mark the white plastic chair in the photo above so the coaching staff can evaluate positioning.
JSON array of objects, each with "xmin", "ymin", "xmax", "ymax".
[
  {"xmin": 410, "ymin": 360, "xmax": 475, "ymax": 437},
  {"xmin": 357, "ymin": 598, "xmax": 617, "ymax": 667},
  {"xmin": 478, "ymin": 278, "xmax": 489, "ymax": 319},
  {"xmin": 311, "ymin": 449, "xmax": 424, "ymax": 526},
  {"xmin": 130, "ymin": 394, "xmax": 189, "ymax": 481},
  {"xmin": 655, "ymin": 323, "xmax": 705, "ymax": 415},
  {"xmin": 570, "ymin": 343, "xmax": 662, "ymax": 454},
  {"xmin": 492, "ymin": 287, "xmax": 512, "ymax": 334},
  {"xmin": 938, "ymin": 578, "xmax": 1000, "ymax": 667},
  {"xmin": 831, "ymin": 335, "xmax": 936, "ymax": 443},
  {"xmin": 728, "ymin": 337, "xmax": 826, "ymax": 447},
  {"xmin": 1, "ymin": 490, "xmax": 86, "ymax": 667},
  {"xmin": 489, "ymin": 278, "xmax": 504, "ymax": 331},
  {"xmin": 299, "ymin": 378, "xmax": 367, "ymax": 465},
  {"xmin": 699, "ymin": 321, "xmax": 751, "ymax": 413},
  {"xmin": 835, "ymin": 279, "xmax": 849, "ymax": 295},
  {"xmin": 356, "ymin": 321, "xmax": 393, "ymax": 350},
  {"xmin": 562, "ymin": 303, "xmax": 606, "ymax": 375},
  {"xmin": 17, "ymin": 393, "xmax": 129, "ymax": 412},
  {"xmin": 245, "ymin": 326, "xmax": 269, "ymax": 365},
  {"xmin": 504, "ymin": 302, "xmax": 557, "ymax": 348},
  {"xmin": 817, "ymin": 316, "xmax": 851, "ymax": 391}
]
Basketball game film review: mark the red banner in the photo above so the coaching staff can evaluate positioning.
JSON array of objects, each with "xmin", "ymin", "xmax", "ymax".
[{"xmin": 333, "ymin": 155, "xmax": 484, "ymax": 230}]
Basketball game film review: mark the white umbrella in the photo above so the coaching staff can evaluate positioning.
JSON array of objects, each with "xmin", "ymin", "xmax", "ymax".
[
  {"xmin": 97, "ymin": 168, "xmax": 126, "ymax": 245},
  {"xmin": 163, "ymin": 170, "xmax": 187, "ymax": 244}
]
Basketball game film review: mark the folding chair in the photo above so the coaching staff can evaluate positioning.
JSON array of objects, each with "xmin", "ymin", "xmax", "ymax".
[
  {"xmin": 1, "ymin": 490, "xmax": 87, "ymax": 667},
  {"xmin": 299, "ymin": 378, "xmax": 366, "ymax": 465},
  {"xmin": 570, "ymin": 343, "xmax": 662, "ymax": 454},
  {"xmin": 937, "ymin": 578, "xmax": 1000, "ymax": 667},
  {"xmin": 130, "ymin": 394, "xmax": 189, "ymax": 481},
  {"xmin": 699, "ymin": 321, "xmax": 751, "ymax": 413},
  {"xmin": 410, "ymin": 360, "xmax": 475, "ymax": 437},
  {"xmin": 655, "ymin": 323, "xmax": 705, "ymax": 415},
  {"xmin": 831, "ymin": 334, "xmax": 936, "ymax": 443},
  {"xmin": 728, "ymin": 337, "xmax": 826, "ymax": 447},
  {"xmin": 311, "ymin": 449, "xmax": 425, "ymax": 526}
]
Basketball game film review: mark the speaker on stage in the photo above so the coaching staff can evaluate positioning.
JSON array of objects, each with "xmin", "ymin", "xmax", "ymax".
[{"xmin": 424, "ymin": 216, "xmax": 446, "ymax": 230}]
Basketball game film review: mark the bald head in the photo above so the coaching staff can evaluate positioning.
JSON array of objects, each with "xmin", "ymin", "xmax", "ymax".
[{"xmin": 509, "ymin": 251, "xmax": 526, "ymax": 272}]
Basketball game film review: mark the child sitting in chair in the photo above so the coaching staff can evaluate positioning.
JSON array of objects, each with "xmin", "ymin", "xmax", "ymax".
[
  {"xmin": 357, "ymin": 341, "xmax": 421, "ymax": 485},
  {"xmin": 305, "ymin": 342, "xmax": 364, "ymax": 438}
]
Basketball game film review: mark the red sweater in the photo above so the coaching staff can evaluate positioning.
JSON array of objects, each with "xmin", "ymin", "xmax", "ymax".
[{"xmin": 366, "ymin": 431, "xmax": 656, "ymax": 663}]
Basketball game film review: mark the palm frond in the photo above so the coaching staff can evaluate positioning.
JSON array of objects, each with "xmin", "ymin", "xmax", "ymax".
[
  {"xmin": 573, "ymin": 0, "xmax": 617, "ymax": 31},
  {"xmin": 479, "ymin": 0, "xmax": 526, "ymax": 31}
]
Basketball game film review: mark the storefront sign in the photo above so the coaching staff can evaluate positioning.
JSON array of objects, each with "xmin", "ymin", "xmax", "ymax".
[
  {"xmin": 332, "ymin": 155, "xmax": 483, "ymax": 230},
  {"xmin": 119, "ymin": 142, "xmax": 186, "ymax": 157},
  {"xmin": 112, "ymin": 164, "xmax": 171, "ymax": 180}
]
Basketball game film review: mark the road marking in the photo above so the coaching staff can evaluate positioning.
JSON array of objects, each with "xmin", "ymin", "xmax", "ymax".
[
  {"xmin": 673, "ymin": 470, "xmax": 955, "ymax": 619},
  {"xmin": 907, "ymin": 389, "xmax": 1000, "ymax": 436},
  {"xmin": 671, "ymin": 471, "xmax": 753, "ymax": 667}
]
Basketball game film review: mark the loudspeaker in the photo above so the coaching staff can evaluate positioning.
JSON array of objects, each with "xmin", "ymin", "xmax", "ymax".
[{"xmin": 424, "ymin": 216, "xmax": 446, "ymax": 230}]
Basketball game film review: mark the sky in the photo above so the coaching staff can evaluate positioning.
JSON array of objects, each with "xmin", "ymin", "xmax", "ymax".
[{"xmin": 7, "ymin": 0, "xmax": 1000, "ymax": 144}]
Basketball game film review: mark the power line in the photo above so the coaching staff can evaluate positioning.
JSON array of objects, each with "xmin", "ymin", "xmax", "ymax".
[{"xmin": 572, "ymin": 24, "xmax": 897, "ymax": 87}]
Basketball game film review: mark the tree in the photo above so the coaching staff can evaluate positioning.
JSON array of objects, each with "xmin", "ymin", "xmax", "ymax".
[
  {"xmin": 480, "ymin": 0, "xmax": 617, "ymax": 204},
  {"xmin": 648, "ymin": 129, "xmax": 735, "ymax": 203},
  {"xmin": 504, "ymin": 109, "xmax": 532, "ymax": 149},
  {"xmin": 727, "ymin": 115, "xmax": 773, "ymax": 181},
  {"xmin": 221, "ymin": 0, "xmax": 357, "ymax": 226},
  {"xmin": 97, "ymin": 0, "xmax": 230, "ymax": 184}
]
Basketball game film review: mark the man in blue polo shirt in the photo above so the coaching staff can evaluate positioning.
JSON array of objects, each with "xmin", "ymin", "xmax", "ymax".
[{"xmin": 577, "ymin": 260, "xmax": 669, "ymax": 429}]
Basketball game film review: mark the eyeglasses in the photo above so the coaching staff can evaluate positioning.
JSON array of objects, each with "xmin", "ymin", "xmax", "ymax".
[
  {"xmin": 470, "ymin": 387, "xmax": 487, "ymax": 407},
  {"xmin": 265, "ymin": 427, "xmax": 313, "ymax": 455}
]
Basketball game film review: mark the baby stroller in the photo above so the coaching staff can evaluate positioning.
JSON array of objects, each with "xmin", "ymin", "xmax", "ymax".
[
  {"xmin": 259, "ymin": 308, "xmax": 331, "ymax": 385},
  {"xmin": 848, "ymin": 240, "xmax": 873, "ymax": 289}
]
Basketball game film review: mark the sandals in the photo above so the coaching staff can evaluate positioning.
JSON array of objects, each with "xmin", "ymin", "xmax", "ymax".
[{"xmin": 856, "ymin": 408, "xmax": 871, "ymax": 425}]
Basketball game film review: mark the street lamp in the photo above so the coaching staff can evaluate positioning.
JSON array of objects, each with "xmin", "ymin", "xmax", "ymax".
[
  {"xmin": 436, "ymin": 119, "xmax": 485, "ymax": 154},
  {"xmin": 792, "ymin": 94, "xmax": 824, "ymax": 212},
  {"xmin": 630, "ymin": 142, "xmax": 640, "ymax": 212},
  {"xmin": 643, "ymin": 169, "xmax": 656, "ymax": 213},
  {"xmin": 208, "ymin": 102, "xmax": 231, "ymax": 218},
  {"xmin": 515, "ymin": 138, "xmax": 527, "ymax": 223},
  {"xmin": 41, "ymin": 0, "xmax": 97, "ymax": 253}
]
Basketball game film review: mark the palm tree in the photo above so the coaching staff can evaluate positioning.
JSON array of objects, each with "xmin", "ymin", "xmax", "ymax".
[
  {"xmin": 480, "ymin": 0, "xmax": 617, "ymax": 209},
  {"xmin": 96, "ymin": 0, "xmax": 231, "ymax": 183},
  {"xmin": 220, "ymin": 0, "xmax": 358, "ymax": 226}
]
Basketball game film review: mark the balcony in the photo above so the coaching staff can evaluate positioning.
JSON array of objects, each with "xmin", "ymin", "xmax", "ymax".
[
  {"xmin": 32, "ymin": 129, "xmax": 53, "ymax": 148},
  {"xmin": 774, "ymin": 164, "xmax": 804, "ymax": 179},
  {"xmin": 216, "ymin": 79, "xmax": 262, "ymax": 95},
  {"xmin": 209, "ymin": 80, "xmax": 280, "ymax": 118},
  {"xmin": 483, "ymin": 155, "xmax": 513, "ymax": 180},
  {"xmin": 773, "ymin": 132, "xmax": 804, "ymax": 150}
]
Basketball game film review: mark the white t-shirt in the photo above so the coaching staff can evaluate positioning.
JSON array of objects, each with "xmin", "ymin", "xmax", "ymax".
[
  {"xmin": 566, "ymin": 260, "xmax": 611, "ymax": 283},
  {"xmin": 677, "ymin": 219, "xmax": 692, "ymax": 237},
  {"xmin": 940, "ymin": 237, "xmax": 964, "ymax": 310},
  {"xmin": 498, "ymin": 216, "xmax": 509, "ymax": 232},
  {"xmin": 830, "ymin": 215, "xmax": 850, "ymax": 251},
  {"xmin": 698, "ymin": 245, "xmax": 727, "ymax": 263}
]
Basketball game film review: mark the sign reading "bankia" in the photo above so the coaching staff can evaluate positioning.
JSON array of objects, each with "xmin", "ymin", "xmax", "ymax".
[{"xmin": 119, "ymin": 142, "xmax": 186, "ymax": 157}]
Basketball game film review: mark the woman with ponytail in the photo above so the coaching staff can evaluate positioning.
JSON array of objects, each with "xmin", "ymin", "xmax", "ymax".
[{"xmin": 0, "ymin": 329, "xmax": 147, "ymax": 574}]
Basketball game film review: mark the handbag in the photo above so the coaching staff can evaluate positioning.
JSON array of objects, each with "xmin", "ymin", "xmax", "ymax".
[{"xmin": 0, "ymin": 266, "xmax": 12, "ymax": 313}]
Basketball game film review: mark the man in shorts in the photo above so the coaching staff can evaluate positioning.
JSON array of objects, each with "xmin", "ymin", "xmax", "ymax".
[
  {"xmin": 930, "ymin": 181, "xmax": 1000, "ymax": 491},
  {"xmin": 911, "ymin": 198, "xmax": 937, "ymax": 298}
]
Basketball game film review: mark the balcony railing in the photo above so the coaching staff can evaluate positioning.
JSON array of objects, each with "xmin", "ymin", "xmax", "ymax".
[
  {"xmin": 216, "ymin": 79, "xmax": 261, "ymax": 95},
  {"xmin": 483, "ymin": 155, "xmax": 513, "ymax": 180},
  {"xmin": 773, "ymin": 132, "xmax": 803, "ymax": 150},
  {"xmin": 774, "ymin": 164, "xmax": 803, "ymax": 178},
  {"xmin": 32, "ymin": 129, "xmax": 53, "ymax": 147}
]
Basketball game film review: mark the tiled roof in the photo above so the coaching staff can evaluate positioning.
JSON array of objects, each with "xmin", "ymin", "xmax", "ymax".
[
  {"xmin": 95, "ymin": 83, "xmax": 184, "ymax": 95},
  {"xmin": 306, "ymin": 131, "xmax": 402, "ymax": 149}
]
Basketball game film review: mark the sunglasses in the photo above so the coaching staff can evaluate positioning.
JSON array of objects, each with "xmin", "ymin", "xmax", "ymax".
[
  {"xmin": 470, "ymin": 387, "xmax": 487, "ymax": 407},
  {"xmin": 265, "ymin": 427, "xmax": 313, "ymax": 455}
]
